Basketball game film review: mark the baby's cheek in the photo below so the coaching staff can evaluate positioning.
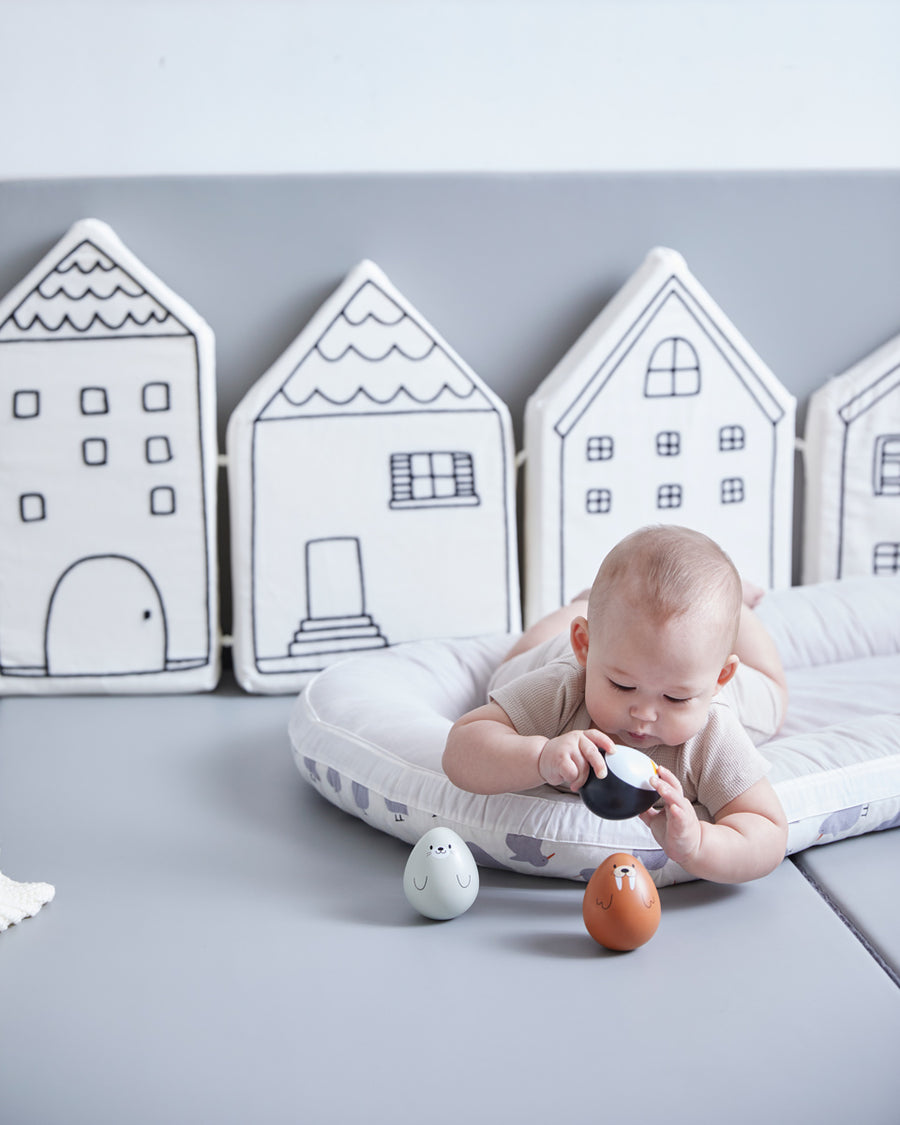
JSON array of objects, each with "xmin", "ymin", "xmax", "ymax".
[{"xmin": 668, "ymin": 706, "xmax": 707, "ymax": 744}]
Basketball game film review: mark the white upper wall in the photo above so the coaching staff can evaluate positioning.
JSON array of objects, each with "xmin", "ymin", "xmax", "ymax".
[{"xmin": 2, "ymin": 0, "xmax": 899, "ymax": 179}]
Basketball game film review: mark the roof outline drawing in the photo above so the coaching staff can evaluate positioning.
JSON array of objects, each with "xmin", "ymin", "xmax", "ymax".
[
  {"xmin": 254, "ymin": 264, "xmax": 496, "ymax": 422},
  {"xmin": 0, "ymin": 224, "xmax": 190, "ymax": 343},
  {"xmin": 837, "ymin": 361, "xmax": 900, "ymax": 425},
  {"xmin": 552, "ymin": 269, "xmax": 787, "ymax": 439}
]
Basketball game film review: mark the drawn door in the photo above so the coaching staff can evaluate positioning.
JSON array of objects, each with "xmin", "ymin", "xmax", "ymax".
[
  {"xmin": 287, "ymin": 537, "xmax": 387, "ymax": 663},
  {"xmin": 306, "ymin": 537, "xmax": 367, "ymax": 620},
  {"xmin": 45, "ymin": 555, "xmax": 167, "ymax": 676}
]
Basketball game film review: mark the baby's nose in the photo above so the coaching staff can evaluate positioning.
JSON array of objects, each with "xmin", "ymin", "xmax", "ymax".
[{"xmin": 630, "ymin": 700, "xmax": 657, "ymax": 721}]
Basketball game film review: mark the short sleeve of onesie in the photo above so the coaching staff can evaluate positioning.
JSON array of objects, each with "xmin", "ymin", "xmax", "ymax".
[
  {"xmin": 675, "ymin": 703, "xmax": 770, "ymax": 818},
  {"xmin": 488, "ymin": 638, "xmax": 592, "ymax": 737}
]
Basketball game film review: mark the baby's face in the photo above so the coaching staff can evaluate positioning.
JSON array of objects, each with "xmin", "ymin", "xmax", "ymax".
[{"xmin": 578, "ymin": 605, "xmax": 732, "ymax": 751}]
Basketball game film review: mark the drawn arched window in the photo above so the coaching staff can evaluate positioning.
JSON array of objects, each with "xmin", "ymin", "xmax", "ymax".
[
  {"xmin": 874, "ymin": 435, "xmax": 900, "ymax": 496},
  {"xmin": 389, "ymin": 451, "xmax": 479, "ymax": 509},
  {"xmin": 586, "ymin": 489, "xmax": 611, "ymax": 514},
  {"xmin": 657, "ymin": 484, "xmax": 682, "ymax": 509},
  {"xmin": 586, "ymin": 435, "xmax": 614, "ymax": 461},
  {"xmin": 656, "ymin": 431, "xmax": 681, "ymax": 456},
  {"xmin": 645, "ymin": 337, "xmax": 700, "ymax": 398},
  {"xmin": 873, "ymin": 542, "xmax": 900, "ymax": 575},
  {"xmin": 13, "ymin": 390, "xmax": 40, "ymax": 418},
  {"xmin": 719, "ymin": 424, "xmax": 745, "ymax": 452}
]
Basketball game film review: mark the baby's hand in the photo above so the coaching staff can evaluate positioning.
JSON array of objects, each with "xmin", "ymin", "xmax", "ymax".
[
  {"xmin": 538, "ymin": 729, "xmax": 613, "ymax": 792},
  {"xmin": 640, "ymin": 765, "xmax": 702, "ymax": 866}
]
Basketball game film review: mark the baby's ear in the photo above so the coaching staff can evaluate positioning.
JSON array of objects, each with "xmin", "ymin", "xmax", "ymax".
[
  {"xmin": 715, "ymin": 655, "xmax": 740, "ymax": 691},
  {"xmin": 570, "ymin": 616, "xmax": 590, "ymax": 667}
]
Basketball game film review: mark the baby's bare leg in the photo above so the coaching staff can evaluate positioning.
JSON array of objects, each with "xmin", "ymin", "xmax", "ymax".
[
  {"xmin": 735, "ymin": 604, "xmax": 788, "ymax": 721},
  {"xmin": 501, "ymin": 591, "xmax": 591, "ymax": 663}
]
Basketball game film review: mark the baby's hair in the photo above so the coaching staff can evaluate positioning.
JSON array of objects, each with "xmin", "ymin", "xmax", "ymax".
[{"xmin": 589, "ymin": 525, "xmax": 743, "ymax": 651}]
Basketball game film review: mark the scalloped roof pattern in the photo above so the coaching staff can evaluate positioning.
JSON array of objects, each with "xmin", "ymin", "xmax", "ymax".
[
  {"xmin": 0, "ymin": 239, "xmax": 187, "ymax": 341},
  {"xmin": 260, "ymin": 279, "xmax": 492, "ymax": 418}
]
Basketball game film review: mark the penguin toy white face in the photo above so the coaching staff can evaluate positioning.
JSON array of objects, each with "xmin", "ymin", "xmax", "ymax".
[{"xmin": 403, "ymin": 827, "xmax": 479, "ymax": 920}]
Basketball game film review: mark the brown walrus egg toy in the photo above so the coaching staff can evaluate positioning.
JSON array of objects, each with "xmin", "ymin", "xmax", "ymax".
[{"xmin": 583, "ymin": 852, "xmax": 661, "ymax": 951}]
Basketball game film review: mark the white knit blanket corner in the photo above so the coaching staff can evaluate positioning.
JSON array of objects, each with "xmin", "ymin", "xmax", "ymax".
[{"xmin": 0, "ymin": 869, "xmax": 55, "ymax": 931}]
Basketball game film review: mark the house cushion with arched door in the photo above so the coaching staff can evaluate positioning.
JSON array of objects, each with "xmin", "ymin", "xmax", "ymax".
[{"xmin": 0, "ymin": 219, "xmax": 219, "ymax": 695}]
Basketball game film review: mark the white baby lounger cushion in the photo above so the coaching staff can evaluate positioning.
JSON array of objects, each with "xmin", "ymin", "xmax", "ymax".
[{"xmin": 289, "ymin": 577, "xmax": 900, "ymax": 886}]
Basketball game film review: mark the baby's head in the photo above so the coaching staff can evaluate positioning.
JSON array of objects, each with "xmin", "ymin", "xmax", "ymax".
[
  {"xmin": 572, "ymin": 526, "xmax": 743, "ymax": 750},
  {"xmin": 588, "ymin": 525, "xmax": 742, "ymax": 658}
]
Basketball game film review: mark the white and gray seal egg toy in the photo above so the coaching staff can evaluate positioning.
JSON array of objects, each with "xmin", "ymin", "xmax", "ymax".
[{"xmin": 403, "ymin": 827, "xmax": 479, "ymax": 920}]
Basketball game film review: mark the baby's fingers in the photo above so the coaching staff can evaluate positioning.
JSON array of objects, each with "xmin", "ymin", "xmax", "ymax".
[
  {"xmin": 580, "ymin": 734, "xmax": 610, "ymax": 780},
  {"xmin": 651, "ymin": 765, "xmax": 684, "ymax": 799},
  {"xmin": 654, "ymin": 763, "xmax": 681, "ymax": 789},
  {"xmin": 586, "ymin": 729, "xmax": 616, "ymax": 755}
]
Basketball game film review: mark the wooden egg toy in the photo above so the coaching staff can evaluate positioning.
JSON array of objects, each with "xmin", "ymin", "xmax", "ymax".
[
  {"xmin": 580, "ymin": 746, "xmax": 659, "ymax": 820},
  {"xmin": 403, "ymin": 827, "xmax": 479, "ymax": 920},
  {"xmin": 583, "ymin": 852, "xmax": 661, "ymax": 951}
]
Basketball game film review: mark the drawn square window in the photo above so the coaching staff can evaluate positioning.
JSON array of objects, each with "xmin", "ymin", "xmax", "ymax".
[
  {"xmin": 586, "ymin": 435, "xmax": 614, "ymax": 461},
  {"xmin": 657, "ymin": 484, "xmax": 682, "ymax": 509},
  {"xmin": 874, "ymin": 542, "xmax": 900, "ymax": 575},
  {"xmin": 873, "ymin": 542, "xmax": 900, "ymax": 574},
  {"xmin": 146, "ymin": 436, "xmax": 173, "ymax": 464},
  {"xmin": 874, "ymin": 435, "xmax": 900, "ymax": 496},
  {"xmin": 721, "ymin": 477, "xmax": 745, "ymax": 504},
  {"xmin": 13, "ymin": 390, "xmax": 40, "ymax": 418},
  {"xmin": 586, "ymin": 488, "xmax": 612, "ymax": 514},
  {"xmin": 656, "ymin": 431, "xmax": 681, "ymax": 456},
  {"xmin": 719, "ymin": 425, "xmax": 745, "ymax": 452},
  {"xmin": 19, "ymin": 493, "xmax": 46, "ymax": 522},
  {"xmin": 82, "ymin": 438, "xmax": 108, "ymax": 466},
  {"xmin": 389, "ymin": 451, "xmax": 478, "ymax": 508},
  {"xmin": 80, "ymin": 387, "xmax": 109, "ymax": 415},
  {"xmin": 150, "ymin": 486, "xmax": 176, "ymax": 515},
  {"xmin": 143, "ymin": 382, "xmax": 171, "ymax": 412}
]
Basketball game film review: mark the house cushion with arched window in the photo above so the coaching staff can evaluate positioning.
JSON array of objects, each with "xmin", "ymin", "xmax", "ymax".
[{"xmin": 521, "ymin": 247, "xmax": 796, "ymax": 626}]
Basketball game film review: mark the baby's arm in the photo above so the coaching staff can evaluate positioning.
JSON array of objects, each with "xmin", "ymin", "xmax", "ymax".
[
  {"xmin": 640, "ymin": 769, "xmax": 788, "ymax": 883},
  {"xmin": 442, "ymin": 700, "xmax": 613, "ymax": 795}
]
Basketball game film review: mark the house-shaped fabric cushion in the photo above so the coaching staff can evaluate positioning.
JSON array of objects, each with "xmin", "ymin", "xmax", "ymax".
[
  {"xmin": 522, "ymin": 247, "xmax": 795, "ymax": 625},
  {"xmin": 227, "ymin": 259, "xmax": 520, "ymax": 694},
  {"xmin": 0, "ymin": 219, "xmax": 219, "ymax": 694},
  {"xmin": 803, "ymin": 330, "xmax": 900, "ymax": 583}
]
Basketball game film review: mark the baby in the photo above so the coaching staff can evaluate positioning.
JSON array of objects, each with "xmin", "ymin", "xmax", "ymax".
[{"xmin": 442, "ymin": 525, "xmax": 789, "ymax": 884}]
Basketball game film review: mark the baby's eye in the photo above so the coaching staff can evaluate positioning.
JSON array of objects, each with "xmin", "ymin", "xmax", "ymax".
[
  {"xmin": 609, "ymin": 679, "xmax": 635, "ymax": 692},
  {"xmin": 664, "ymin": 695, "xmax": 691, "ymax": 705}
]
